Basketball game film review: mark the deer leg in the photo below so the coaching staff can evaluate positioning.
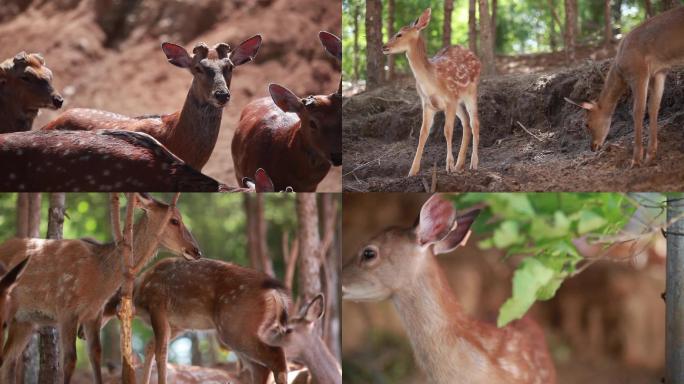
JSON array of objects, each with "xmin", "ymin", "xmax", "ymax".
[
  {"xmin": 60, "ymin": 316, "xmax": 79, "ymax": 384},
  {"xmin": 150, "ymin": 309, "xmax": 171, "ymax": 384},
  {"xmin": 141, "ymin": 338, "xmax": 156, "ymax": 384},
  {"xmin": 630, "ymin": 75, "xmax": 649, "ymax": 167},
  {"xmin": 645, "ymin": 72, "xmax": 665, "ymax": 164},
  {"xmin": 443, "ymin": 103, "xmax": 457, "ymax": 173},
  {"xmin": 454, "ymin": 104, "xmax": 472, "ymax": 172},
  {"xmin": 258, "ymin": 345, "xmax": 288, "ymax": 384},
  {"xmin": 463, "ymin": 89, "xmax": 480, "ymax": 170},
  {"xmin": 84, "ymin": 316, "xmax": 104, "ymax": 384},
  {"xmin": 1, "ymin": 321, "xmax": 34, "ymax": 384},
  {"xmin": 408, "ymin": 104, "xmax": 436, "ymax": 177}
]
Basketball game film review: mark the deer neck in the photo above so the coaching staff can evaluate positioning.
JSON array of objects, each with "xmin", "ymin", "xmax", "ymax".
[
  {"xmin": 405, "ymin": 36, "xmax": 435, "ymax": 90},
  {"xmin": 104, "ymin": 214, "xmax": 161, "ymax": 274},
  {"xmin": 171, "ymin": 86, "xmax": 224, "ymax": 168},
  {"xmin": 0, "ymin": 91, "xmax": 37, "ymax": 132},
  {"xmin": 298, "ymin": 337, "xmax": 342, "ymax": 384},
  {"xmin": 596, "ymin": 63, "xmax": 627, "ymax": 118}
]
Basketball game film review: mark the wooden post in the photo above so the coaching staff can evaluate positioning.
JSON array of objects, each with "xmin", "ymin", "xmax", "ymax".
[{"xmin": 666, "ymin": 194, "xmax": 684, "ymax": 383}]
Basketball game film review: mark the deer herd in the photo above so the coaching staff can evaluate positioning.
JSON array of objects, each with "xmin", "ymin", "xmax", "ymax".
[{"xmin": 0, "ymin": 31, "xmax": 342, "ymax": 192}]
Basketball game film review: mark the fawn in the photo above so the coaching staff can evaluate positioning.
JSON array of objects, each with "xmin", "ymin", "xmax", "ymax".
[
  {"xmin": 42, "ymin": 36, "xmax": 262, "ymax": 170},
  {"xmin": 342, "ymin": 194, "xmax": 556, "ymax": 384},
  {"xmin": 565, "ymin": 6, "xmax": 684, "ymax": 166},
  {"xmin": 0, "ymin": 194, "xmax": 201, "ymax": 384},
  {"xmin": 0, "ymin": 52, "xmax": 63, "ymax": 133},
  {"xmin": 383, "ymin": 8, "xmax": 481, "ymax": 176}
]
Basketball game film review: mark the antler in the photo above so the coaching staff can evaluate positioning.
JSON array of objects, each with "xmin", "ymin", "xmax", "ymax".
[
  {"xmin": 192, "ymin": 42, "xmax": 209, "ymax": 62},
  {"xmin": 214, "ymin": 43, "xmax": 231, "ymax": 59}
]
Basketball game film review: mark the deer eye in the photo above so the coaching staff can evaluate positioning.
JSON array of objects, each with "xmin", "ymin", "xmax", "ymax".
[
  {"xmin": 170, "ymin": 218, "xmax": 180, "ymax": 226},
  {"xmin": 361, "ymin": 247, "xmax": 377, "ymax": 262},
  {"xmin": 396, "ymin": 33, "xmax": 403, "ymax": 38}
]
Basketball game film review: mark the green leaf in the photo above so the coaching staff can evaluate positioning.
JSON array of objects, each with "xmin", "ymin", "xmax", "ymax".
[
  {"xmin": 492, "ymin": 221, "xmax": 522, "ymax": 248},
  {"xmin": 577, "ymin": 210, "xmax": 607, "ymax": 234},
  {"xmin": 497, "ymin": 258, "xmax": 555, "ymax": 327}
]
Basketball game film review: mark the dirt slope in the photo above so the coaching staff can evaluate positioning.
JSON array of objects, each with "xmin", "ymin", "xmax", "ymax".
[
  {"xmin": 343, "ymin": 61, "xmax": 684, "ymax": 192},
  {"xmin": 0, "ymin": 0, "xmax": 341, "ymax": 191}
]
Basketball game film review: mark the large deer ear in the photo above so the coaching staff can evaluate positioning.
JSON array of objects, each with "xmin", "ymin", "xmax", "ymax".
[
  {"xmin": 299, "ymin": 294, "xmax": 325, "ymax": 322},
  {"xmin": 269, "ymin": 83, "xmax": 304, "ymax": 114},
  {"xmin": 254, "ymin": 168, "xmax": 275, "ymax": 192},
  {"xmin": 564, "ymin": 97, "xmax": 596, "ymax": 111},
  {"xmin": 415, "ymin": 194, "xmax": 456, "ymax": 246},
  {"xmin": 433, "ymin": 208, "xmax": 480, "ymax": 254},
  {"xmin": 0, "ymin": 258, "xmax": 29, "ymax": 293},
  {"xmin": 319, "ymin": 31, "xmax": 342, "ymax": 62},
  {"xmin": 135, "ymin": 193, "xmax": 162, "ymax": 210},
  {"xmin": 161, "ymin": 42, "xmax": 193, "ymax": 68},
  {"xmin": 414, "ymin": 8, "xmax": 431, "ymax": 30},
  {"xmin": 230, "ymin": 35, "xmax": 262, "ymax": 66}
]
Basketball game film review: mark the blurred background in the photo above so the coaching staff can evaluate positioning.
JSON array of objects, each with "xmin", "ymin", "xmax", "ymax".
[
  {"xmin": 0, "ymin": 192, "xmax": 341, "ymax": 383},
  {"xmin": 0, "ymin": 0, "xmax": 341, "ymax": 191},
  {"xmin": 342, "ymin": 193, "xmax": 666, "ymax": 384}
]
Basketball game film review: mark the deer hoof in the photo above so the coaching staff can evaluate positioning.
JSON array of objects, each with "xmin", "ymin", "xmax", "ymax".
[
  {"xmin": 408, "ymin": 168, "xmax": 419, "ymax": 177},
  {"xmin": 645, "ymin": 152, "xmax": 657, "ymax": 165}
]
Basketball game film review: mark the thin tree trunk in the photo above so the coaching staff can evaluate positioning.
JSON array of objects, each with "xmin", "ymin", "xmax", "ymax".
[
  {"xmin": 22, "ymin": 193, "xmax": 41, "ymax": 384},
  {"xmin": 255, "ymin": 196, "xmax": 273, "ymax": 277},
  {"xmin": 244, "ymin": 195, "xmax": 273, "ymax": 276},
  {"xmin": 564, "ymin": 0, "xmax": 578, "ymax": 61},
  {"xmin": 387, "ymin": 0, "xmax": 396, "ymax": 80},
  {"xmin": 296, "ymin": 194, "xmax": 322, "ymax": 309},
  {"xmin": 443, "ymin": 0, "xmax": 454, "ymax": 47},
  {"xmin": 491, "ymin": 0, "xmax": 498, "ymax": 50},
  {"xmin": 189, "ymin": 332, "xmax": 202, "ymax": 366},
  {"xmin": 478, "ymin": 0, "xmax": 496, "ymax": 75},
  {"xmin": 661, "ymin": 0, "xmax": 676, "ymax": 12},
  {"xmin": 365, "ymin": 0, "xmax": 384, "ymax": 89},
  {"xmin": 320, "ymin": 195, "xmax": 341, "ymax": 361},
  {"xmin": 118, "ymin": 193, "xmax": 137, "ymax": 384},
  {"xmin": 549, "ymin": 0, "xmax": 558, "ymax": 51},
  {"xmin": 645, "ymin": 0, "xmax": 654, "ymax": 18},
  {"xmin": 468, "ymin": 0, "xmax": 478, "ymax": 53},
  {"xmin": 603, "ymin": 0, "xmax": 612, "ymax": 47},
  {"xmin": 666, "ymin": 194, "xmax": 684, "ymax": 383},
  {"xmin": 16, "ymin": 193, "xmax": 28, "ymax": 237},
  {"xmin": 353, "ymin": 3, "xmax": 360, "ymax": 83},
  {"xmin": 38, "ymin": 194, "xmax": 64, "ymax": 384}
]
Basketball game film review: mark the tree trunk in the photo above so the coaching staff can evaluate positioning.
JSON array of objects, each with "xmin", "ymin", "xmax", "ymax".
[
  {"xmin": 564, "ymin": 0, "xmax": 577, "ymax": 61},
  {"xmin": 603, "ymin": 0, "xmax": 612, "ymax": 47},
  {"xmin": 549, "ymin": 0, "xmax": 558, "ymax": 51},
  {"xmin": 38, "ymin": 194, "xmax": 64, "ymax": 384},
  {"xmin": 478, "ymin": 0, "xmax": 496, "ymax": 75},
  {"xmin": 119, "ymin": 193, "xmax": 137, "ymax": 384},
  {"xmin": 491, "ymin": 0, "xmax": 498, "ymax": 50},
  {"xmin": 612, "ymin": 0, "xmax": 624, "ymax": 33},
  {"xmin": 387, "ymin": 0, "xmax": 396, "ymax": 80},
  {"xmin": 244, "ymin": 195, "xmax": 273, "ymax": 276},
  {"xmin": 661, "ymin": 0, "xmax": 676, "ymax": 12},
  {"xmin": 666, "ymin": 194, "xmax": 684, "ymax": 383},
  {"xmin": 353, "ymin": 3, "xmax": 360, "ymax": 83},
  {"xmin": 296, "ymin": 194, "xmax": 322, "ymax": 307},
  {"xmin": 365, "ymin": 0, "xmax": 384, "ymax": 89},
  {"xmin": 16, "ymin": 193, "xmax": 29, "ymax": 237},
  {"xmin": 443, "ymin": 0, "xmax": 454, "ymax": 47},
  {"xmin": 189, "ymin": 332, "xmax": 202, "ymax": 366},
  {"xmin": 22, "ymin": 193, "xmax": 41, "ymax": 384},
  {"xmin": 320, "ymin": 195, "xmax": 341, "ymax": 361},
  {"xmin": 468, "ymin": 0, "xmax": 478, "ymax": 53},
  {"xmin": 645, "ymin": 0, "xmax": 654, "ymax": 18}
]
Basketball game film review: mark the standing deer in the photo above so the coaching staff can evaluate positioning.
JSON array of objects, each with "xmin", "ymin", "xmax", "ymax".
[
  {"xmin": 0, "ymin": 194, "xmax": 201, "ymax": 384},
  {"xmin": 341, "ymin": 194, "xmax": 556, "ymax": 384},
  {"xmin": 383, "ymin": 8, "xmax": 481, "ymax": 176},
  {"xmin": 42, "ymin": 36, "xmax": 262, "ymax": 170},
  {"xmin": 232, "ymin": 32, "xmax": 342, "ymax": 192},
  {"xmin": 0, "ymin": 52, "xmax": 63, "ymax": 133},
  {"xmin": 565, "ymin": 6, "xmax": 684, "ymax": 166}
]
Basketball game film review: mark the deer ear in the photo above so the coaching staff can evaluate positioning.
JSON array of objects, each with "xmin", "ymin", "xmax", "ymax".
[
  {"xmin": 161, "ymin": 42, "xmax": 193, "ymax": 68},
  {"xmin": 230, "ymin": 35, "xmax": 262, "ymax": 66},
  {"xmin": 135, "ymin": 193, "xmax": 159, "ymax": 210},
  {"xmin": 564, "ymin": 97, "xmax": 596, "ymax": 111},
  {"xmin": 433, "ymin": 209, "xmax": 480, "ymax": 255},
  {"xmin": 319, "ymin": 31, "xmax": 342, "ymax": 62},
  {"xmin": 300, "ymin": 294, "xmax": 325, "ymax": 322},
  {"xmin": 0, "ymin": 258, "xmax": 29, "ymax": 293},
  {"xmin": 415, "ymin": 8, "xmax": 431, "ymax": 30},
  {"xmin": 254, "ymin": 168, "xmax": 275, "ymax": 192},
  {"xmin": 269, "ymin": 84, "xmax": 304, "ymax": 114},
  {"xmin": 416, "ymin": 194, "xmax": 456, "ymax": 246}
]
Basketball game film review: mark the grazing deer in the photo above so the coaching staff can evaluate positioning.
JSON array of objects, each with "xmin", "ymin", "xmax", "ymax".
[
  {"xmin": 0, "ymin": 194, "xmax": 201, "ymax": 384},
  {"xmin": 232, "ymin": 32, "xmax": 342, "ymax": 192},
  {"xmin": 341, "ymin": 194, "xmax": 556, "ymax": 384},
  {"xmin": 42, "ymin": 36, "xmax": 262, "ymax": 170},
  {"xmin": 0, "ymin": 52, "xmax": 63, "ymax": 133},
  {"xmin": 565, "ymin": 6, "xmax": 684, "ymax": 166},
  {"xmin": 0, "ymin": 130, "xmax": 269, "ymax": 192},
  {"xmin": 383, "ymin": 8, "xmax": 481, "ymax": 176}
]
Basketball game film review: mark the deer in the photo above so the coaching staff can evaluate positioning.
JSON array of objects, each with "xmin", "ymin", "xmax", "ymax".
[
  {"xmin": 0, "ymin": 193, "xmax": 202, "ymax": 384},
  {"xmin": 0, "ymin": 51, "xmax": 63, "ymax": 133},
  {"xmin": 42, "ymin": 36, "xmax": 262, "ymax": 170},
  {"xmin": 0, "ymin": 258, "xmax": 30, "ymax": 348},
  {"xmin": 341, "ymin": 194, "xmax": 556, "ymax": 384},
  {"xmin": 383, "ymin": 8, "xmax": 481, "ymax": 176},
  {"xmin": 565, "ymin": 6, "xmax": 684, "ymax": 166},
  {"xmin": 231, "ymin": 31, "xmax": 342, "ymax": 192},
  {"xmin": 0, "ymin": 130, "xmax": 270, "ymax": 192}
]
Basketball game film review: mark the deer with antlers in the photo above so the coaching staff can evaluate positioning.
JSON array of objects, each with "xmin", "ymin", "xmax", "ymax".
[
  {"xmin": 342, "ymin": 194, "xmax": 556, "ymax": 384},
  {"xmin": 0, "ymin": 194, "xmax": 201, "ymax": 384},
  {"xmin": 0, "ymin": 52, "xmax": 63, "ymax": 133},
  {"xmin": 565, "ymin": 6, "xmax": 684, "ymax": 166},
  {"xmin": 383, "ymin": 8, "xmax": 482, "ymax": 176},
  {"xmin": 42, "ymin": 36, "xmax": 262, "ymax": 170}
]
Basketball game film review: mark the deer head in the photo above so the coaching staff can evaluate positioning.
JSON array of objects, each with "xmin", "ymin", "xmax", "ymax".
[
  {"xmin": 564, "ymin": 97, "xmax": 612, "ymax": 152},
  {"xmin": 161, "ymin": 35, "xmax": 262, "ymax": 108},
  {"xmin": 136, "ymin": 193, "xmax": 202, "ymax": 260},
  {"xmin": 0, "ymin": 52, "xmax": 63, "ymax": 111},
  {"xmin": 0, "ymin": 258, "xmax": 30, "ymax": 363},
  {"xmin": 382, "ymin": 8, "xmax": 431, "ymax": 55},
  {"xmin": 268, "ymin": 84, "xmax": 342, "ymax": 166},
  {"xmin": 342, "ymin": 194, "xmax": 480, "ymax": 301},
  {"xmin": 261, "ymin": 294, "xmax": 325, "ymax": 358}
]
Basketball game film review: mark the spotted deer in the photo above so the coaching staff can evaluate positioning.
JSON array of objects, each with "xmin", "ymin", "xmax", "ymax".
[
  {"xmin": 342, "ymin": 194, "xmax": 556, "ymax": 384},
  {"xmin": 0, "ymin": 52, "xmax": 63, "ymax": 133},
  {"xmin": 42, "ymin": 36, "xmax": 262, "ymax": 170},
  {"xmin": 0, "ymin": 194, "xmax": 201, "ymax": 384},
  {"xmin": 565, "ymin": 6, "xmax": 684, "ymax": 166},
  {"xmin": 383, "ymin": 8, "xmax": 481, "ymax": 176},
  {"xmin": 231, "ymin": 32, "xmax": 342, "ymax": 192}
]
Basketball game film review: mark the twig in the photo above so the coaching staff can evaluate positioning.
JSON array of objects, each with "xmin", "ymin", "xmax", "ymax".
[
  {"xmin": 516, "ymin": 121, "xmax": 544, "ymax": 142},
  {"xmin": 110, "ymin": 193, "xmax": 122, "ymax": 243},
  {"xmin": 343, "ymin": 147, "xmax": 403, "ymax": 176}
]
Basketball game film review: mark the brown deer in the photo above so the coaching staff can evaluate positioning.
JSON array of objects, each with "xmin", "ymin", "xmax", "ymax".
[
  {"xmin": 232, "ymin": 32, "xmax": 342, "ymax": 192},
  {"xmin": 42, "ymin": 36, "xmax": 262, "ymax": 170},
  {"xmin": 0, "ymin": 52, "xmax": 63, "ymax": 133},
  {"xmin": 383, "ymin": 8, "xmax": 481, "ymax": 176},
  {"xmin": 341, "ymin": 194, "xmax": 556, "ymax": 384},
  {"xmin": 565, "ymin": 6, "xmax": 684, "ymax": 166},
  {"xmin": 0, "ymin": 194, "xmax": 201, "ymax": 384}
]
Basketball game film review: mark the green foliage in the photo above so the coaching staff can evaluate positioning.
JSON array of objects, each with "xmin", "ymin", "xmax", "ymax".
[{"xmin": 451, "ymin": 193, "xmax": 637, "ymax": 327}]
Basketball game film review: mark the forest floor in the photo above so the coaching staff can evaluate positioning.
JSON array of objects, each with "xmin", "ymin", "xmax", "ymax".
[
  {"xmin": 0, "ymin": 0, "xmax": 341, "ymax": 191},
  {"xmin": 343, "ymin": 46, "xmax": 684, "ymax": 192}
]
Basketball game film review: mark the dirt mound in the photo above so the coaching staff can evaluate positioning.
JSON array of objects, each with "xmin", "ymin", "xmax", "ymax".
[
  {"xmin": 343, "ymin": 61, "xmax": 684, "ymax": 192},
  {"xmin": 0, "ymin": 0, "xmax": 341, "ymax": 191}
]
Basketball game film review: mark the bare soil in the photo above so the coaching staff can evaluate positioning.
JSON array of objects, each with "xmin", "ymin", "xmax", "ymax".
[
  {"xmin": 0, "ymin": 0, "xmax": 341, "ymax": 191},
  {"xmin": 343, "ymin": 58, "xmax": 684, "ymax": 192}
]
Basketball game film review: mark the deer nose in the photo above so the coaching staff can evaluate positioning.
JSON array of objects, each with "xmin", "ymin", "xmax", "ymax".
[
  {"xmin": 214, "ymin": 90, "xmax": 230, "ymax": 104},
  {"xmin": 331, "ymin": 152, "xmax": 342, "ymax": 166},
  {"xmin": 52, "ymin": 94, "xmax": 64, "ymax": 109}
]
